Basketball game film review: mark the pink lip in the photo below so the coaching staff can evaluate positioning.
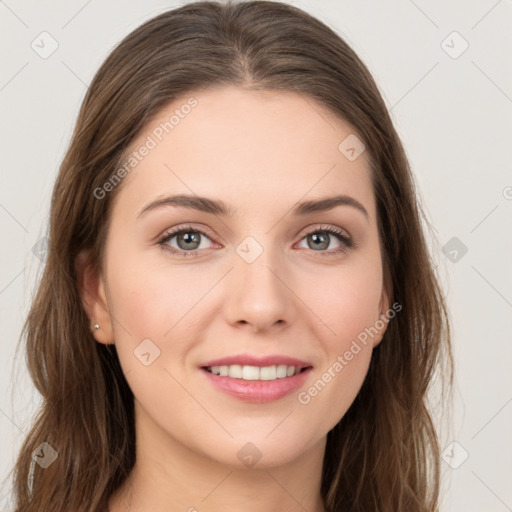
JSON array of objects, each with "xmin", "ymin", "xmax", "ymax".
[
  {"xmin": 201, "ymin": 367, "xmax": 313, "ymax": 403},
  {"xmin": 200, "ymin": 354, "xmax": 312, "ymax": 369}
]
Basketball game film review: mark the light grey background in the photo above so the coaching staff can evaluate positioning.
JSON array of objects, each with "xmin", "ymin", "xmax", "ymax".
[{"xmin": 1, "ymin": 1, "xmax": 511, "ymax": 510}]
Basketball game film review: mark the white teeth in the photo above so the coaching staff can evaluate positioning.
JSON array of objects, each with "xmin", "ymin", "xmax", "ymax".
[
  {"xmin": 259, "ymin": 365, "xmax": 277, "ymax": 380},
  {"xmin": 242, "ymin": 365, "xmax": 260, "ymax": 380},
  {"xmin": 276, "ymin": 365, "xmax": 288, "ymax": 378},
  {"xmin": 228, "ymin": 365, "xmax": 242, "ymax": 378},
  {"xmin": 207, "ymin": 364, "xmax": 303, "ymax": 381}
]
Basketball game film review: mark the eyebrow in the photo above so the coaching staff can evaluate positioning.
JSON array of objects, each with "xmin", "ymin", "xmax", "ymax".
[{"xmin": 137, "ymin": 193, "xmax": 369, "ymax": 221}]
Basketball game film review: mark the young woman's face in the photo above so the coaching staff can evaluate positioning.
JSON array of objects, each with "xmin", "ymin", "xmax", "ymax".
[{"xmin": 91, "ymin": 86, "xmax": 389, "ymax": 468}]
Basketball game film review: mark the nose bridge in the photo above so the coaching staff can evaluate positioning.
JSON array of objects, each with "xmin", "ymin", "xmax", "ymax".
[{"xmin": 224, "ymin": 233, "xmax": 293, "ymax": 330}]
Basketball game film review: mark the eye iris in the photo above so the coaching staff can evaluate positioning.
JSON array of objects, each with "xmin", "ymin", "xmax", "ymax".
[
  {"xmin": 308, "ymin": 232, "xmax": 329, "ymax": 250},
  {"xmin": 178, "ymin": 231, "xmax": 201, "ymax": 250}
]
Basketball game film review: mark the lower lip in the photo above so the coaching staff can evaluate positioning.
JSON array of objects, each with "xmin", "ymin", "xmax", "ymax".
[{"xmin": 201, "ymin": 367, "xmax": 312, "ymax": 403}]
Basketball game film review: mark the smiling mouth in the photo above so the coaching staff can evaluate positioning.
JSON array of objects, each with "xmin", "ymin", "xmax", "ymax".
[{"xmin": 202, "ymin": 364, "xmax": 312, "ymax": 381}]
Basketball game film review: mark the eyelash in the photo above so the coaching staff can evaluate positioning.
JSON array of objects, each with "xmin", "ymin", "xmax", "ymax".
[{"xmin": 157, "ymin": 224, "xmax": 355, "ymax": 258}]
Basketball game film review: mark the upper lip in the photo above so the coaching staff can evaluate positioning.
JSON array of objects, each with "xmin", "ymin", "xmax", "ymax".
[{"xmin": 200, "ymin": 355, "xmax": 313, "ymax": 369}]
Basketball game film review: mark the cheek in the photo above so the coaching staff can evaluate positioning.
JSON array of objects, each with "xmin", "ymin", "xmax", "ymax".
[
  {"xmin": 107, "ymin": 247, "xmax": 209, "ymax": 340},
  {"xmin": 293, "ymin": 256, "xmax": 382, "ymax": 423},
  {"xmin": 105, "ymin": 254, "xmax": 202, "ymax": 417},
  {"xmin": 104, "ymin": 247, "xmax": 226, "ymax": 398},
  {"xmin": 297, "ymin": 344, "xmax": 372, "ymax": 438},
  {"xmin": 301, "ymin": 255, "xmax": 383, "ymax": 349}
]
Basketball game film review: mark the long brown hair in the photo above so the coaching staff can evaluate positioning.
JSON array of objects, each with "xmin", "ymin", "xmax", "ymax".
[{"xmin": 7, "ymin": 1, "xmax": 454, "ymax": 510}]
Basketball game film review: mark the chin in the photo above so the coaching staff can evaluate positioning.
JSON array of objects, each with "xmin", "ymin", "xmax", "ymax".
[{"xmin": 196, "ymin": 431, "xmax": 317, "ymax": 470}]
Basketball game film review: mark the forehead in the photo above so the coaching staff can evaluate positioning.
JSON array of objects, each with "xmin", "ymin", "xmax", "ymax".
[{"xmin": 111, "ymin": 86, "xmax": 376, "ymax": 221}]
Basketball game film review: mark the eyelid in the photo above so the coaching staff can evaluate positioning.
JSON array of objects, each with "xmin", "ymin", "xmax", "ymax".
[
  {"xmin": 157, "ymin": 224, "xmax": 217, "ymax": 249},
  {"xmin": 300, "ymin": 223, "xmax": 351, "ymax": 239},
  {"xmin": 158, "ymin": 223, "xmax": 217, "ymax": 242}
]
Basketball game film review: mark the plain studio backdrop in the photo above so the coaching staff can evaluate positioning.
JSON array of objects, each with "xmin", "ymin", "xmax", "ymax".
[{"xmin": 0, "ymin": 1, "xmax": 511, "ymax": 510}]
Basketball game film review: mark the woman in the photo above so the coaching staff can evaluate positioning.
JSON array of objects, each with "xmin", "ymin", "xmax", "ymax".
[{"xmin": 9, "ymin": 1, "xmax": 453, "ymax": 510}]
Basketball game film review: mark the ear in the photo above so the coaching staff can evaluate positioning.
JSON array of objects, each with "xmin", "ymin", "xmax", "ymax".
[
  {"xmin": 75, "ymin": 249, "xmax": 115, "ymax": 345},
  {"xmin": 372, "ymin": 286, "xmax": 391, "ymax": 349}
]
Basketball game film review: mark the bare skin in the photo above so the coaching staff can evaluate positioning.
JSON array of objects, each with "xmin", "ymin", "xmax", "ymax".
[{"xmin": 77, "ymin": 86, "xmax": 389, "ymax": 512}]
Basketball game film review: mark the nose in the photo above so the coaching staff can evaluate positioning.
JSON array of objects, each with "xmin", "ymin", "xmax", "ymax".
[{"xmin": 222, "ymin": 248, "xmax": 295, "ymax": 333}]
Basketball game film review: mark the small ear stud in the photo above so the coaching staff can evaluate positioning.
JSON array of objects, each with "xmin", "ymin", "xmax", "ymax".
[{"xmin": 93, "ymin": 323, "xmax": 101, "ymax": 330}]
